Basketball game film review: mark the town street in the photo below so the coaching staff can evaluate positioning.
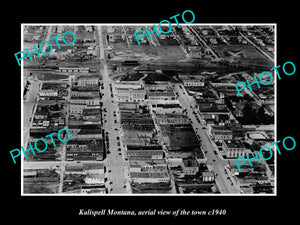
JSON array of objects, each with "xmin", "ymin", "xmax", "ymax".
[
  {"xmin": 174, "ymin": 83, "xmax": 239, "ymax": 194},
  {"xmin": 96, "ymin": 26, "xmax": 130, "ymax": 194}
]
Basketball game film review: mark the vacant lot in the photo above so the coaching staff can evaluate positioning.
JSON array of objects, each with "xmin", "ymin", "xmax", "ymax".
[{"xmin": 111, "ymin": 43, "xmax": 186, "ymax": 61}]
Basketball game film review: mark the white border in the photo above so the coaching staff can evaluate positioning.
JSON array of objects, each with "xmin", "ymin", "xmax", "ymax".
[{"xmin": 21, "ymin": 23, "xmax": 277, "ymax": 196}]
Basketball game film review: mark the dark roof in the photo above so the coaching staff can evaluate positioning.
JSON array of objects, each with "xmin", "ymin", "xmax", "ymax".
[
  {"xmin": 68, "ymin": 124, "xmax": 101, "ymax": 130},
  {"xmin": 82, "ymin": 108, "xmax": 101, "ymax": 116},
  {"xmin": 127, "ymin": 145, "xmax": 163, "ymax": 151},
  {"xmin": 223, "ymin": 139, "xmax": 245, "ymax": 149}
]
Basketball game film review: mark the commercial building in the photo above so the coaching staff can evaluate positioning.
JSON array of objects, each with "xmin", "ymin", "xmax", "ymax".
[
  {"xmin": 210, "ymin": 125, "xmax": 233, "ymax": 140},
  {"xmin": 155, "ymin": 113, "xmax": 190, "ymax": 125},
  {"xmin": 123, "ymin": 123, "xmax": 155, "ymax": 137},
  {"xmin": 222, "ymin": 139, "xmax": 247, "ymax": 158},
  {"xmin": 66, "ymin": 138, "xmax": 104, "ymax": 161},
  {"xmin": 81, "ymin": 185, "xmax": 106, "ymax": 194},
  {"xmin": 68, "ymin": 124, "xmax": 101, "ymax": 139},
  {"xmin": 84, "ymin": 174, "xmax": 105, "ymax": 185},
  {"xmin": 120, "ymin": 112, "xmax": 154, "ymax": 125},
  {"xmin": 202, "ymin": 171, "xmax": 215, "ymax": 182},
  {"xmin": 180, "ymin": 74, "xmax": 205, "ymax": 87},
  {"xmin": 114, "ymin": 81, "xmax": 143, "ymax": 90},
  {"xmin": 71, "ymin": 86, "xmax": 99, "ymax": 97},
  {"xmin": 39, "ymin": 83, "xmax": 65, "ymax": 97},
  {"xmin": 151, "ymin": 103, "xmax": 183, "ymax": 114},
  {"xmin": 129, "ymin": 159, "xmax": 168, "ymax": 172},
  {"xmin": 69, "ymin": 96, "xmax": 100, "ymax": 106},
  {"xmin": 182, "ymin": 158, "xmax": 199, "ymax": 175},
  {"xmin": 147, "ymin": 90, "xmax": 176, "ymax": 102},
  {"xmin": 145, "ymin": 82, "xmax": 171, "ymax": 91},
  {"xmin": 77, "ymin": 75, "xmax": 99, "ymax": 86},
  {"xmin": 82, "ymin": 108, "xmax": 101, "ymax": 121},
  {"xmin": 65, "ymin": 163, "xmax": 105, "ymax": 175},
  {"xmin": 59, "ymin": 67, "xmax": 89, "ymax": 73},
  {"xmin": 130, "ymin": 172, "xmax": 170, "ymax": 183},
  {"xmin": 126, "ymin": 146, "xmax": 164, "ymax": 160},
  {"xmin": 118, "ymin": 102, "xmax": 140, "ymax": 112},
  {"xmin": 116, "ymin": 88, "xmax": 146, "ymax": 102},
  {"xmin": 69, "ymin": 103, "xmax": 87, "ymax": 114},
  {"xmin": 39, "ymin": 89, "xmax": 58, "ymax": 97}
]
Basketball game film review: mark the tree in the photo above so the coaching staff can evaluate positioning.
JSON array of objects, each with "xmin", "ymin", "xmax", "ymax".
[
  {"xmin": 256, "ymin": 106, "xmax": 266, "ymax": 123},
  {"xmin": 242, "ymin": 102, "xmax": 255, "ymax": 123}
]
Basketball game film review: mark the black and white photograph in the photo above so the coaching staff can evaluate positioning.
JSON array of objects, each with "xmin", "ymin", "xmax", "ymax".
[{"xmin": 21, "ymin": 24, "xmax": 276, "ymax": 195}]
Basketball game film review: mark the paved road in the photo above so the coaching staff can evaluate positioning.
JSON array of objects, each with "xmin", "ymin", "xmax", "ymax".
[
  {"xmin": 96, "ymin": 26, "xmax": 130, "ymax": 194},
  {"xmin": 23, "ymin": 81, "xmax": 40, "ymax": 148},
  {"xmin": 122, "ymin": 26, "xmax": 130, "ymax": 47},
  {"xmin": 58, "ymin": 80, "xmax": 71, "ymax": 193},
  {"xmin": 23, "ymin": 26, "xmax": 53, "ymax": 146},
  {"xmin": 42, "ymin": 26, "xmax": 53, "ymax": 53},
  {"xmin": 173, "ymin": 83, "xmax": 239, "ymax": 194}
]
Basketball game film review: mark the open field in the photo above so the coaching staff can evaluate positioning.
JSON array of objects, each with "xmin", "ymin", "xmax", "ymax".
[{"xmin": 111, "ymin": 43, "xmax": 186, "ymax": 61}]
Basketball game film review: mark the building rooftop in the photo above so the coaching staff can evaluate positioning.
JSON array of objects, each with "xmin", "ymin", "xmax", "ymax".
[
  {"xmin": 154, "ymin": 103, "xmax": 181, "ymax": 108},
  {"xmin": 167, "ymin": 131, "xmax": 199, "ymax": 148},
  {"xmin": 127, "ymin": 145, "xmax": 163, "ymax": 151},
  {"xmin": 86, "ymin": 174, "xmax": 105, "ymax": 179},
  {"xmin": 65, "ymin": 164, "xmax": 84, "ymax": 172},
  {"xmin": 83, "ymin": 163, "xmax": 104, "ymax": 170},
  {"xmin": 198, "ymin": 102, "xmax": 228, "ymax": 112},
  {"xmin": 70, "ymin": 96, "xmax": 99, "ymax": 100},
  {"xmin": 223, "ymin": 139, "xmax": 245, "ymax": 149},
  {"xmin": 147, "ymin": 90, "xmax": 175, "ymax": 97},
  {"xmin": 122, "ymin": 123, "xmax": 154, "ymax": 131},
  {"xmin": 116, "ymin": 88, "xmax": 145, "ymax": 92},
  {"xmin": 82, "ymin": 108, "xmax": 101, "ymax": 116},
  {"xmin": 155, "ymin": 113, "xmax": 187, "ymax": 119},
  {"xmin": 71, "ymin": 86, "xmax": 99, "ymax": 92},
  {"xmin": 77, "ymin": 75, "xmax": 99, "ymax": 80},
  {"xmin": 182, "ymin": 158, "xmax": 199, "ymax": 167},
  {"xmin": 202, "ymin": 171, "xmax": 214, "ymax": 177},
  {"xmin": 41, "ymin": 83, "xmax": 66, "ymax": 90},
  {"xmin": 68, "ymin": 124, "xmax": 101, "ymax": 130},
  {"xmin": 130, "ymin": 172, "xmax": 169, "ymax": 178},
  {"xmin": 211, "ymin": 125, "xmax": 231, "ymax": 131},
  {"xmin": 78, "ymin": 129, "xmax": 102, "ymax": 135},
  {"xmin": 129, "ymin": 159, "xmax": 167, "ymax": 167},
  {"xmin": 67, "ymin": 138, "xmax": 103, "ymax": 152},
  {"xmin": 59, "ymin": 67, "xmax": 89, "ymax": 70},
  {"xmin": 128, "ymin": 155, "xmax": 154, "ymax": 161}
]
